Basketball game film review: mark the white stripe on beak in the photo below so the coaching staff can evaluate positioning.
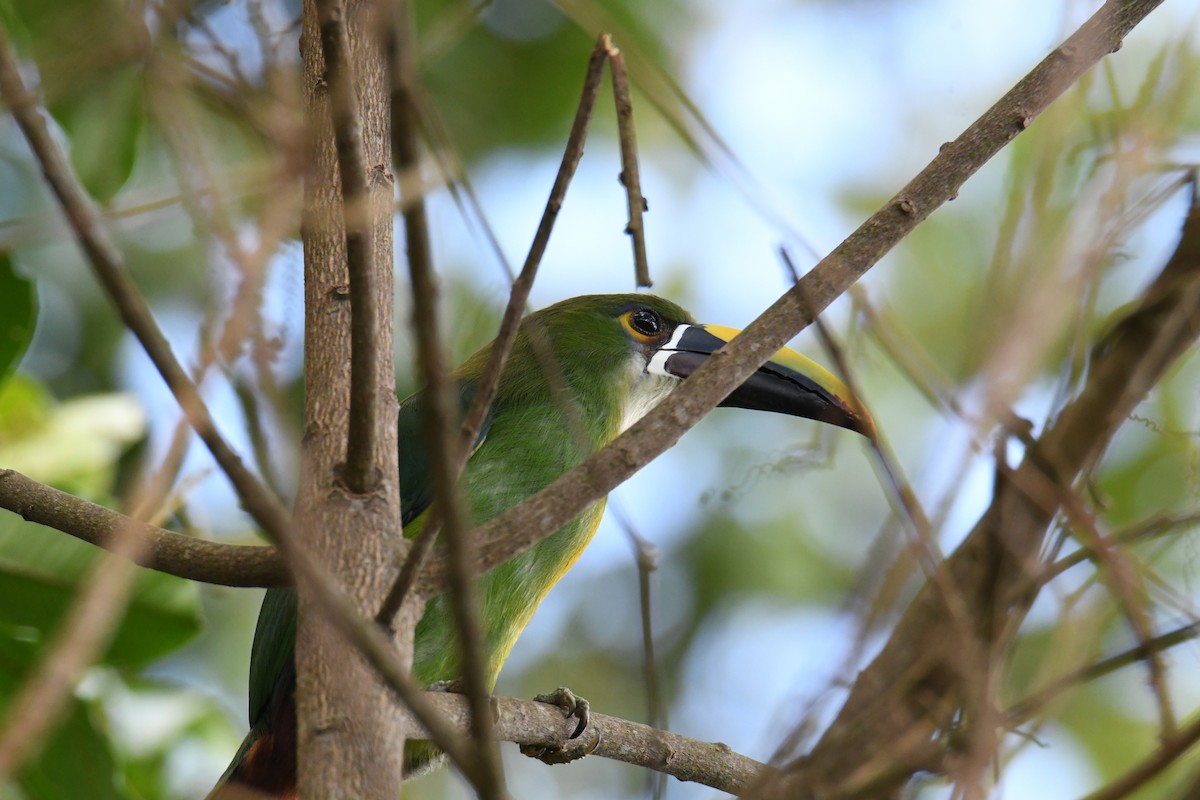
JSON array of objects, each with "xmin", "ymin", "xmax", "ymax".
[{"xmin": 646, "ymin": 323, "xmax": 694, "ymax": 376}]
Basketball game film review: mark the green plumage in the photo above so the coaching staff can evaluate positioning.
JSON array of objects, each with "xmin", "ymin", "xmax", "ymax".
[
  {"xmin": 219, "ymin": 293, "xmax": 870, "ymax": 796},
  {"xmin": 408, "ymin": 295, "xmax": 690, "ymax": 688},
  {"xmin": 232, "ymin": 295, "xmax": 693, "ymax": 786}
]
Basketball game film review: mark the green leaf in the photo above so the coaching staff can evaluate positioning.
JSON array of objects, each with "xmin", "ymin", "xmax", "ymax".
[
  {"xmin": 2, "ymin": 0, "xmax": 144, "ymax": 202},
  {"xmin": 0, "ymin": 375, "xmax": 50, "ymax": 442},
  {"xmin": 0, "ymin": 255, "xmax": 36, "ymax": 391},
  {"xmin": 49, "ymin": 64, "xmax": 145, "ymax": 204},
  {"xmin": 0, "ymin": 386, "xmax": 145, "ymax": 498},
  {"xmin": 0, "ymin": 379, "xmax": 200, "ymax": 669},
  {"xmin": 0, "ymin": 639, "xmax": 122, "ymax": 800},
  {"xmin": 16, "ymin": 701, "xmax": 122, "ymax": 800},
  {"xmin": 0, "ymin": 512, "xmax": 202, "ymax": 670}
]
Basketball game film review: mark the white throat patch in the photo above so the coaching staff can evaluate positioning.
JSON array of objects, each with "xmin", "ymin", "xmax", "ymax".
[{"xmin": 620, "ymin": 351, "xmax": 680, "ymax": 434}]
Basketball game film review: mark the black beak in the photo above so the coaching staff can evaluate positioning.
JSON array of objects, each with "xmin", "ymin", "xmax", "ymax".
[{"xmin": 647, "ymin": 324, "xmax": 874, "ymax": 438}]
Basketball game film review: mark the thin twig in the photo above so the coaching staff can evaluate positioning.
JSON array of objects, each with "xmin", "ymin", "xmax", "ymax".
[
  {"xmin": 553, "ymin": 2, "xmax": 824, "ymax": 263},
  {"xmin": 1055, "ymin": 484, "xmax": 1177, "ymax": 734},
  {"xmin": 605, "ymin": 36, "xmax": 651, "ymax": 288},
  {"xmin": 610, "ymin": 504, "xmax": 668, "ymax": 800},
  {"xmin": 411, "ymin": 0, "xmax": 1166, "ymax": 601},
  {"xmin": 0, "ymin": 27, "xmax": 478, "ymax": 780},
  {"xmin": 377, "ymin": 33, "xmax": 612, "ymax": 624},
  {"xmin": 1006, "ymin": 622, "xmax": 1200, "ymax": 727},
  {"xmin": 1042, "ymin": 512, "xmax": 1200, "ymax": 582},
  {"xmin": 316, "ymin": 0, "xmax": 383, "ymax": 493},
  {"xmin": 388, "ymin": 2, "xmax": 503, "ymax": 795}
]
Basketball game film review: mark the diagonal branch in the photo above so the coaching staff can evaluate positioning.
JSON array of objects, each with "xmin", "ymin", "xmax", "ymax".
[
  {"xmin": 766, "ymin": 171, "xmax": 1200, "ymax": 798},
  {"xmin": 414, "ymin": 0, "xmax": 1167, "ymax": 599}
]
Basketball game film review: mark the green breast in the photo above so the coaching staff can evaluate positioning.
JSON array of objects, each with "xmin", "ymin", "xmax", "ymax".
[{"xmin": 409, "ymin": 394, "xmax": 616, "ymax": 688}]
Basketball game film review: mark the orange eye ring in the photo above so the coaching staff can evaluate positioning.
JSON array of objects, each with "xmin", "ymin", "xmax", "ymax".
[{"xmin": 621, "ymin": 308, "xmax": 663, "ymax": 343}]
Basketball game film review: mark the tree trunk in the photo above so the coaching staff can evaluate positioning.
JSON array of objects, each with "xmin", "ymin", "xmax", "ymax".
[{"xmin": 296, "ymin": 0, "xmax": 404, "ymax": 796}]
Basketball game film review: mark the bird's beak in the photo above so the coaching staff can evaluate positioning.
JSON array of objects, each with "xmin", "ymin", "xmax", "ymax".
[{"xmin": 647, "ymin": 324, "xmax": 875, "ymax": 438}]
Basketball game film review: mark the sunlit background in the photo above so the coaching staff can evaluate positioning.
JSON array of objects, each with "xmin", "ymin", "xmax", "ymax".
[{"xmin": 3, "ymin": 0, "xmax": 1200, "ymax": 798}]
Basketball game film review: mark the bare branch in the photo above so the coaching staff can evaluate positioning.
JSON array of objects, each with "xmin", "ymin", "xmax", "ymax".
[
  {"xmin": 379, "ymin": 33, "xmax": 612, "ymax": 620},
  {"xmin": 405, "ymin": 692, "xmax": 773, "ymax": 796},
  {"xmin": 414, "ymin": 0, "xmax": 1167, "ymax": 600},
  {"xmin": 0, "ymin": 470, "xmax": 287, "ymax": 587},
  {"xmin": 387, "ymin": 0, "xmax": 503, "ymax": 793},
  {"xmin": 606, "ymin": 37, "xmax": 651, "ymax": 288}
]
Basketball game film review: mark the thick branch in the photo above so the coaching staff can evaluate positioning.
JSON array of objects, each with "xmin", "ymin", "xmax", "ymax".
[
  {"xmin": 415, "ymin": 0, "xmax": 1166, "ymax": 599},
  {"xmin": 0, "ymin": 470, "xmax": 287, "ymax": 588},
  {"xmin": 297, "ymin": 0, "xmax": 414, "ymax": 793},
  {"xmin": 769, "ymin": 170, "xmax": 1200, "ymax": 796},
  {"xmin": 0, "ymin": 23, "xmax": 296, "ymax": 554}
]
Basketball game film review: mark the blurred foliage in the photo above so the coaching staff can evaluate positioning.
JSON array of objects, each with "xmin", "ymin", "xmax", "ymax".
[
  {"xmin": 0, "ymin": 644, "xmax": 123, "ymax": 800},
  {"xmin": 0, "ymin": 0, "xmax": 1196, "ymax": 799},
  {"xmin": 1, "ymin": 0, "xmax": 144, "ymax": 202},
  {"xmin": 0, "ymin": 256, "xmax": 35, "ymax": 389},
  {"xmin": 0, "ymin": 375, "xmax": 201, "ymax": 798}
]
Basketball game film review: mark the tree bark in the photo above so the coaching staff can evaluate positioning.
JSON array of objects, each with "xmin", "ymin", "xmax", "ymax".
[{"xmin": 297, "ymin": 0, "xmax": 404, "ymax": 796}]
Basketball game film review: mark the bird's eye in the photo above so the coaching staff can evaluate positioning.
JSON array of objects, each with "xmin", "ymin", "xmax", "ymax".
[{"xmin": 628, "ymin": 309, "xmax": 662, "ymax": 337}]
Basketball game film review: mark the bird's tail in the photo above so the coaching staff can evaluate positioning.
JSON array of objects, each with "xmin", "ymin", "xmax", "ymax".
[{"xmin": 205, "ymin": 708, "xmax": 297, "ymax": 800}]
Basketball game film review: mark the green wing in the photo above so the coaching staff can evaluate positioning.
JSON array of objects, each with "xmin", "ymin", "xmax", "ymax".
[
  {"xmin": 247, "ymin": 586, "xmax": 296, "ymax": 725},
  {"xmin": 246, "ymin": 379, "xmax": 494, "ymax": 726},
  {"xmin": 396, "ymin": 379, "xmax": 493, "ymax": 528}
]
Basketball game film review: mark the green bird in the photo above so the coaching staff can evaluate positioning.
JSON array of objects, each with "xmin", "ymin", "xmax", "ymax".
[{"xmin": 212, "ymin": 294, "xmax": 873, "ymax": 798}]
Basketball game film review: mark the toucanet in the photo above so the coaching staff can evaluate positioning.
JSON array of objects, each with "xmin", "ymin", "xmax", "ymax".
[{"xmin": 211, "ymin": 293, "xmax": 873, "ymax": 798}]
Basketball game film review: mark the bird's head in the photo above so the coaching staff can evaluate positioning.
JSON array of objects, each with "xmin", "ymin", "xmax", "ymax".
[{"xmin": 497, "ymin": 294, "xmax": 874, "ymax": 440}]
